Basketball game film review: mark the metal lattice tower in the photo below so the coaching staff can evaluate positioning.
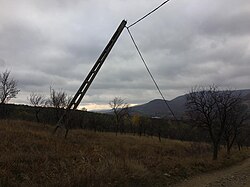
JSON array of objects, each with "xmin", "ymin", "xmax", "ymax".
[{"xmin": 54, "ymin": 20, "xmax": 127, "ymax": 137}]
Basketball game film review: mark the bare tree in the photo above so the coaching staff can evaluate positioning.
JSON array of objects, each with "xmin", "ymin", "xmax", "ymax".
[
  {"xmin": 109, "ymin": 97, "xmax": 129, "ymax": 135},
  {"xmin": 47, "ymin": 87, "xmax": 68, "ymax": 108},
  {"xmin": 235, "ymin": 124, "xmax": 250, "ymax": 151},
  {"xmin": 186, "ymin": 85, "xmax": 246, "ymax": 160},
  {"xmin": 47, "ymin": 87, "xmax": 71, "ymax": 121},
  {"xmin": 0, "ymin": 70, "xmax": 20, "ymax": 104},
  {"xmin": 28, "ymin": 93, "xmax": 45, "ymax": 123},
  {"xmin": 223, "ymin": 103, "xmax": 249, "ymax": 154}
]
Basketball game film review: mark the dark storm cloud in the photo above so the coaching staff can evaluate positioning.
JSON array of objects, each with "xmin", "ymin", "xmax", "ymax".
[{"xmin": 0, "ymin": 0, "xmax": 250, "ymax": 109}]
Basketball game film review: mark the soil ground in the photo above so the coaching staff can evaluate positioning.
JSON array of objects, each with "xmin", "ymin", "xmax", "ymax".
[{"xmin": 172, "ymin": 157, "xmax": 250, "ymax": 187}]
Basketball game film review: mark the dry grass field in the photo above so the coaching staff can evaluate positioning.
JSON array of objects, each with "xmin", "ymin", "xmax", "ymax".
[{"xmin": 0, "ymin": 120, "xmax": 249, "ymax": 187}]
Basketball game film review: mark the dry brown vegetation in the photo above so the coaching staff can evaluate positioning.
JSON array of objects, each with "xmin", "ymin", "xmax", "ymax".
[{"xmin": 0, "ymin": 120, "xmax": 249, "ymax": 187}]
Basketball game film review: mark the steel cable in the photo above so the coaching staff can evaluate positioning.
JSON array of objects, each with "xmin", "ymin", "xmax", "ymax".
[
  {"xmin": 127, "ymin": 0, "xmax": 171, "ymax": 28},
  {"xmin": 126, "ymin": 27, "xmax": 177, "ymax": 120}
]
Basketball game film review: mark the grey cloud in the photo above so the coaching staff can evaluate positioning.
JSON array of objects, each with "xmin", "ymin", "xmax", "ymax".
[
  {"xmin": 1, "ymin": 0, "xmax": 250, "ymax": 109},
  {"xmin": 0, "ymin": 23, "xmax": 46, "ymax": 53},
  {"xmin": 198, "ymin": 9, "xmax": 250, "ymax": 37},
  {"xmin": 0, "ymin": 58, "xmax": 6, "ymax": 68}
]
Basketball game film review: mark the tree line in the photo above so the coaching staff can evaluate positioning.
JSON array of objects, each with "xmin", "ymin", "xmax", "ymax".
[{"xmin": 0, "ymin": 70, "xmax": 250, "ymax": 160}]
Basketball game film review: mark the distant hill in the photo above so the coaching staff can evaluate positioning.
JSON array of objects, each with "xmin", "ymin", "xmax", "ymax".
[
  {"xmin": 128, "ymin": 89, "xmax": 250, "ymax": 118},
  {"xmin": 94, "ymin": 89, "xmax": 250, "ymax": 118},
  {"xmin": 129, "ymin": 95, "xmax": 186, "ymax": 118}
]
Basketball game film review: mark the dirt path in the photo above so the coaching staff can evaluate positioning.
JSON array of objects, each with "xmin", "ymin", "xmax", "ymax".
[{"xmin": 172, "ymin": 158, "xmax": 250, "ymax": 187}]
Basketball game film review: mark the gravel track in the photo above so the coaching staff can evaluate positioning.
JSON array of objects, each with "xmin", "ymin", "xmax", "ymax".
[{"xmin": 172, "ymin": 158, "xmax": 250, "ymax": 187}]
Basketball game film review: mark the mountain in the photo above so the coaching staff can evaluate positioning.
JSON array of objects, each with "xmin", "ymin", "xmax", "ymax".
[
  {"xmin": 129, "ymin": 89, "xmax": 250, "ymax": 118},
  {"xmin": 129, "ymin": 95, "xmax": 186, "ymax": 118},
  {"xmin": 95, "ymin": 89, "xmax": 250, "ymax": 118}
]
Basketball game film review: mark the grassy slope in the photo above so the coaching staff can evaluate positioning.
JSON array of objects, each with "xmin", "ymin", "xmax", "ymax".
[{"xmin": 0, "ymin": 120, "xmax": 249, "ymax": 187}]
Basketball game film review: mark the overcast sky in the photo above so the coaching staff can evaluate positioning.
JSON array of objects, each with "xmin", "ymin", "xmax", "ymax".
[{"xmin": 0, "ymin": 0, "xmax": 250, "ymax": 110}]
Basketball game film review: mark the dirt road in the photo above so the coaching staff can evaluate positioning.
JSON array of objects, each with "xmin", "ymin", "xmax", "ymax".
[{"xmin": 172, "ymin": 158, "xmax": 250, "ymax": 187}]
